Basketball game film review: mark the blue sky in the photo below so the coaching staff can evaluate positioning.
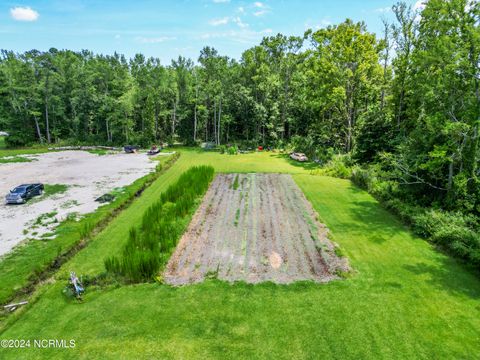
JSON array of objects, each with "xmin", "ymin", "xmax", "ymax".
[{"xmin": 0, "ymin": 0, "xmax": 420, "ymax": 64}]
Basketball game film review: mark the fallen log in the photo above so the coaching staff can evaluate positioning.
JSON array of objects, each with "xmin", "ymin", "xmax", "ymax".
[{"xmin": 48, "ymin": 146, "xmax": 122, "ymax": 151}]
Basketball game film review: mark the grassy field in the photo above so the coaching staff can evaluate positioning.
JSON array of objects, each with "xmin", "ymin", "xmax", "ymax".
[
  {"xmin": 0, "ymin": 154, "xmax": 176, "ymax": 305},
  {"xmin": 0, "ymin": 149, "xmax": 479, "ymax": 359}
]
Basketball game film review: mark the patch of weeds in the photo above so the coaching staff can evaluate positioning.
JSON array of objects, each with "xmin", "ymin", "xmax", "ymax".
[
  {"xmin": 205, "ymin": 266, "xmax": 220, "ymax": 279},
  {"xmin": 261, "ymin": 256, "xmax": 269, "ymax": 267},
  {"xmin": 29, "ymin": 184, "xmax": 69, "ymax": 205},
  {"xmin": 41, "ymin": 232, "xmax": 56, "ymax": 239},
  {"xmin": 44, "ymin": 184, "xmax": 69, "ymax": 197},
  {"xmin": 34, "ymin": 211, "xmax": 58, "ymax": 226},
  {"xmin": 232, "ymin": 174, "xmax": 240, "ymax": 190},
  {"xmin": 315, "ymin": 243, "xmax": 329, "ymax": 253},
  {"xmin": 335, "ymin": 269, "xmax": 351, "ymax": 279},
  {"xmin": 65, "ymin": 212, "xmax": 80, "ymax": 221},
  {"xmin": 234, "ymin": 208, "xmax": 240, "ymax": 227},
  {"xmin": 61, "ymin": 200, "xmax": 80, "ymax": 209},
  {"xmin": 334, "ymin": 246, "xmax": 346, "ymax": 258},
  {"xmin": 0, "ymin": 155, "xmax": 33, "ymax": 163},
  {"xmin": 87, "ymin": 149, "xmax": 108, "ymax": 156}
]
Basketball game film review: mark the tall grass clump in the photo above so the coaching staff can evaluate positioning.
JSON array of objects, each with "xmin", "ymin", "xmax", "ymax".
[
  {"xmin": 232, "ymin": 174, "xmax": 240, "ymax": 190},
  {"xmin": 105, "ymin": 166, "xmax": 214, "ymax": 282}
]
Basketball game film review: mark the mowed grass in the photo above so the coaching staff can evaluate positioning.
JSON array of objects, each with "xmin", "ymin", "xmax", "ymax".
[
  {"xmin": 1, "ymin": 150, "xmax": 480, "ymax": 359},
  {"xmin": 62, "ymin": 149, "xmax": 311, "ymax": 276}
]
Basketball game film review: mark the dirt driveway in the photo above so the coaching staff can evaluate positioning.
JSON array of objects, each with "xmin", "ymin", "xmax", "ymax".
[
  {"xmin": 0, "ymin": 151, "xmax": 157, "ymax": 256},
  {"xmin": 164, "ymin": 173, "xmax": 349, "ymax": 285}
]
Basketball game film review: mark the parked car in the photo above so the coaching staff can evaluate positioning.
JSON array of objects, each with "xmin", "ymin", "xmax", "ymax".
[
  {"xmin": 5, "ymin": 183, "xmax": 44, "ymax": 204},
  {"xmin": 290, "ymin": 152, "xmax": 308, "ymax": 162},
  {"xmin": 123, "ymin": 145, "xmax": 139, "ymax": 154},
  {"xmin": 147, "ymin": 145, "xmax": 162, "ymax": 155}
]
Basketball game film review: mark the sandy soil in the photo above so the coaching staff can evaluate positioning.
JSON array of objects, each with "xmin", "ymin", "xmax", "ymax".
[
  {"xmin": 0, "ymin": 151, "xmax": 157, "ymax": 256},
  {"xmin": 164, "ymin": 173, "xmax": 349, "ymax": 285}
]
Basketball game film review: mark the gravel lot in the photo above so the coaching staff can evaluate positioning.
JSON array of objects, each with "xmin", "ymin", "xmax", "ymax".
[{"xmin": 0, "ymin": 151, "xmax": 157, "ymax": 256}]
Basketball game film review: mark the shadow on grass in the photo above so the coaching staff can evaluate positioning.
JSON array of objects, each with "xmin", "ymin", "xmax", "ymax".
[
  {"xmin": 338, "ymin": 182, "xmax": 480, "ymax": 299},
  {"xmin": 404, "ymin": 261, "xmax": 480, "ymax": 300},
  {"xmin": 332, "ymin": 198, "xmax": 401, "ymax": 245}
]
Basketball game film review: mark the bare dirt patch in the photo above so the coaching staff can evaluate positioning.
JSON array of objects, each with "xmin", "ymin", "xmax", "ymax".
[
  {"xmin": 164, "ymin": 173, "xmax": 349, "ymax": 285},
  {"xmin": 0, "ymin": 151, "xmax": 158, "ymax": 256}
]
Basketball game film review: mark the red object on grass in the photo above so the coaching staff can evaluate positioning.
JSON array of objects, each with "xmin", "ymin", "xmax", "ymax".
[{"xmin": 258, "ymin": 146, "xmax": 263, "ymax": 151}]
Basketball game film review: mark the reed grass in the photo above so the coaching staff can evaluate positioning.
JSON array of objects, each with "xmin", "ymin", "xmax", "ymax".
[{"xmin": 105, "ymin": 166, "xmax": 214, "ymax": 282}]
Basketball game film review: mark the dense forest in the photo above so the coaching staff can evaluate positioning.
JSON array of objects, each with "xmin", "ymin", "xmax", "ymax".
[{"xmin": 1, "ymin": 1, "xmax": 479, "ymax": 266}]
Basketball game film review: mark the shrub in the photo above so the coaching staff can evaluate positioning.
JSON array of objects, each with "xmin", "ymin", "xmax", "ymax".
[
  {"xmin": 412, "ymin": 210, "xmax": 480, "ymax": 266},
  {"xmin": 329, "ymin": 158, "xmax": 480, "ymax": 270},
  {"xmin": 227, "ymin": 145, "xmax": 238, "ymax": 155},
  {"xmin": 320, "ymin": 154, "xmax": 354, "ymax": 179}
]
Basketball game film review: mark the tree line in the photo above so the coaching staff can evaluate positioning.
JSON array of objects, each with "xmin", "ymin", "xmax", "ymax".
[{"xmin": 0, "ymin": 0, "xmax": 479, "ymax": 215}]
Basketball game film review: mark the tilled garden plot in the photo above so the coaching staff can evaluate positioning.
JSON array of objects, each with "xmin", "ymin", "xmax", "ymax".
[{"xmin": 164, "ymin": 173, "xmax": 349, "ymax": 285}]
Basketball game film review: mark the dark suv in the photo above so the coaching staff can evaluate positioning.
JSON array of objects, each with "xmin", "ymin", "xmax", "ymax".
[{"xmin": 5, "ymin": 183, "xmax": 44, "ymax": 204}]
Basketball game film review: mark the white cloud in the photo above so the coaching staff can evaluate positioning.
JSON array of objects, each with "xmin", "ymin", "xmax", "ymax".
[
  {"xmin": 252, "ymin": 2, "xmax": 270, "ymax": 16},
  {"xmin": 237, "ymin": 6, "xmax": 245, "ymax": 13},
  {"xmin": 374, "ymin": 7, "xmax": 391, "ymax": 13},
  {"xmin": 209, "ymin": 17, "xmax": 229, "ymax": 26},
  {"xmin": 262, "ymin": 28, "xmax": 273, "ymax": 34},
  {"xmin": 198, "ymin": 28, "xmax": 272, "ymax": 44},
  {"xmin": 320, "ymin": 18, "xmax": 332, "ymax": 26},
  {"xmin": 213, "ymin": 0, "xmax": 230, "ymax": 2},
  {"xmin": 233, "ymin": 16, "xmax": 248, "ymax": 28},
  {"xmin": 413, "ymin": 0, "xmax": 428, "ymax": 22},
  {"xmin": 10, "ymin": 6, "xmax": 39, "ymax": 21},
  {"xmin": 253, "ymin": 9, "xmax": 268, "ymax": 17},
  {"xmin": 413, "ymin": 0, "xmax": 426, "ymax": 11},
  {"xmin": 136, "ymin": 36, "xmax": 176, "ymax": 43},
  {"xmin": 304, "ymin": 18, "xmax": 332, "ymax": 30}
]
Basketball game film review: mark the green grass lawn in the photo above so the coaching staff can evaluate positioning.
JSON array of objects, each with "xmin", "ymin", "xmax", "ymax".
[
  {"xmin": 0, "ymin": 146, "xmax": 50, "ymax": 158},
  {"xmin": 1, "ymin": 149, "xmax": 479, "ymax": 359}
]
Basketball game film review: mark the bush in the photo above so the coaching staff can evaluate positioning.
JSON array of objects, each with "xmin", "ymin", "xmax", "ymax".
[
  {"xmin": 227, "ymin": 145, "xmax": 238, "ymax": 155},
  {"xmin": 412, "ymin": 210, "xmax": 480, "ymax": 266},
  {"xmin": 105, "ymin": 165, "xmax": 215, "ymax": 282},
  {"xmin": 330, "ymin": 159, "xmax": 480, "ymax": 270},
  {"xmin": 320, "ymin": 154, "xmax": 354, "ymax": 179}
]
